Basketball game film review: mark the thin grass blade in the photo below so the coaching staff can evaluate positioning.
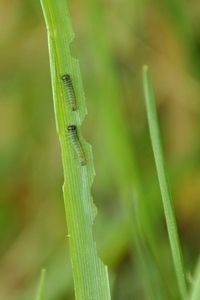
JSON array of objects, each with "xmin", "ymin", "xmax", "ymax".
[
  {"xmin": 190, "ymin": 257, "xmax": 200, "ymax": 300},
  {"xmin": 35, "ymin": 269, "xmax": 46, "ymax": 300},
  {"xmin": 143, "ymin": 65, "xmax": 188, "ymax": 300}
]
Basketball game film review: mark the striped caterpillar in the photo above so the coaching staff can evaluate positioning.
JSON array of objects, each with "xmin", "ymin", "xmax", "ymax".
[
  {"xmin": 61, "ymin": 74, "xmax": 77, "ymax": 111},
  {"xmin": 67, "ymin": 125, "xmax": 86, "ymax": 166}
]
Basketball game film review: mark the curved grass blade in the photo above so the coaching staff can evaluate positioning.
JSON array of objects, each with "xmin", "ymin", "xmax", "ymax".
[
  {"xmin": 143, "ymin": 65, "xmax": 188, "ymax": 300},
  {"xmin": 40, "ymin": 1, "xmax": 111, "ymax": 299},
  {"xmin": 35, "ymin": 269, "xmax": 46, "ymax": 300}
]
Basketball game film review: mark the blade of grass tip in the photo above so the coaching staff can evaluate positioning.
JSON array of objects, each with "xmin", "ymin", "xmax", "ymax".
[
  {"xmin": 40, "ymin": 0, "xmax": 111, "ymax": 299},
  {"xmin": 190, "ymin": 257, "xmax": 200, "ymax": 300},
  {"xmin": 142, "ymin": 65, "xmax": 188, "ymax": 300},
  {"xmin": 35, "ymin": 269, "xmax": 46, "ymax": 300}
]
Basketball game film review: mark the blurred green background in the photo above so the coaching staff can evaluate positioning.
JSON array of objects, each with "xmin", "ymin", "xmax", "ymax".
[{"xmin": 1, "ymin": 0, "xmax": 200, "ymax": 299}]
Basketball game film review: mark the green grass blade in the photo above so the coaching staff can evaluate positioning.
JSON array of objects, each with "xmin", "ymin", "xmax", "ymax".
[
  {"xmin": 143, "ymin": 65, "xmax": 188, "ymax": 300},
  {"xmin": 40, "ymin": 1, "xmax": 111, "ymax": 299},
  {"xmin": 35, "ymin": 269, "xmax": 46, "ymax": 300},
  {"xmin": 190, "ymin": 258, "xmax": 200, "ymax": 300}
]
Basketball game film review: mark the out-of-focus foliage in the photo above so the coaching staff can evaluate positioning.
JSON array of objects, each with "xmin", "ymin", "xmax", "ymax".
[{"xmin": 0, "ymin": 0, "xmax": 200, "ymax": 299}]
